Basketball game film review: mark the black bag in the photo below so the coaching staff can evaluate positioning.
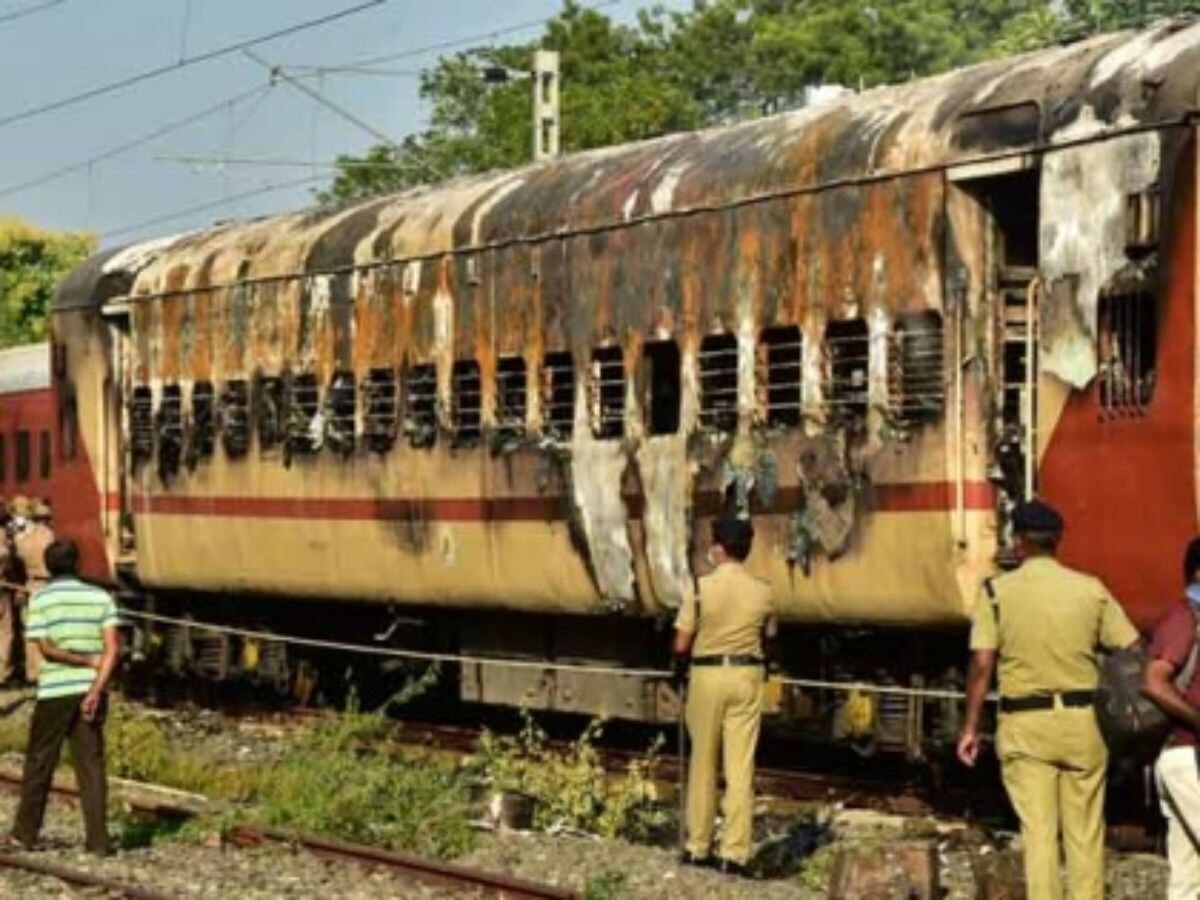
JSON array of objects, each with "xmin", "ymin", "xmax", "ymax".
[{"xmin": 1095, "ymin": 603, "xmax": 1200, "ymax": 763}]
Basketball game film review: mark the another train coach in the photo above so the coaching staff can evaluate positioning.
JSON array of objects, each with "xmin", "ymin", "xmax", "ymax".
[{"xmin": 0, "ymin": 343, "xmax": 53, "ymax": 504}]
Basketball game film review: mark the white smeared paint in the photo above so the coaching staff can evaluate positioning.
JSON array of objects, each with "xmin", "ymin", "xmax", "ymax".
[
  {"xmin": 102, "ymin": 231, "xmax": 196, "ymax": 277},
  {"xmin": 469, "ymin": 175, "xmax": 527, "ymax": 245},
  {"xmin": 649, "ymin": 164, "xmax": 687, "ymax": 214},
  {"xmin": 1039, "ymin": 126, "xmax": 1160, "ymax": 387},
  {"xmin": 622, "ymin": 190, "xmax": 640, "ymax": 222}
]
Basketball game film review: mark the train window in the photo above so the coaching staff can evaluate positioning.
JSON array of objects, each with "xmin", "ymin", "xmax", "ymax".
[
  {"xmin": 59, "ymin": 388, "xmax": 78, "ymax": 461},
  {"xmin": 130, "ymin": 385, "xmax": 154, "ymax": 468},
  {"xmin": 285, "ymin": 373, "xmax": 321, "ymax": 456},
  {"xmin": 0, "ymin": 434, "xmax": 5, "ymax": 483},
  {"xmin": 495, "ymin": 356, "xmax": 527, "ymax": 439},
  {"xmin": 699, "ymin": 333, "xmax": 738, "ymax": 432},
  {"xmin": 540, "ymin": 352, "xmax": 574, "ymax": 441},
  {"xmin": 404, "ymin": 363, "xmax": 437, "ymax": 449},
  {"xmin": 888, "ymin": 312, "xmax": 945, "ymax": 427},
  {"xmin": 187, "ymin": 381, "xmax": 216, "ymax": 469},
  {"xmin": 15, "ymin": 431, "xmax": 29, "ymax": 483},
  {"xmin": 38, "ymin": 430, "xmax": 50, "ymax": 480},
  {"xmin": 643, "ymin": 340, "xmax": 681, "ymax": 436},
  {"xmin": 1099, "ymin": 287, "xmax": 1157, "ymax": 415},
  {"xmin": 758, "ymin": 326, "xmax": 803, "ymax": 428},
  {"xmin": 157, "ymin": 385, "xmax": 183, "ymax": 478},
  {"xmin": 824, "ymin": 318, "xmax": 870, "ymax": 422},
  {"xmin": 326, "ymin": 371, "xmax": 357, "ymax": 456},
  {"xmin": 254, "ymin": 375, "xmax": 284, "ymax": 452},
  {"xmin": 589, "ymin": 346, "xmax": 625, "ymax": 440},
  {"xmin": 220, "ymin": 380, "xmax": 251, "ymax": 459},
  {"xmin": 451, "ymin": 360, "xmax": 482, "ymax": 446},
  {"xmin": 363, "ymin": 368, "xmax": 398, "ymax": 454}
]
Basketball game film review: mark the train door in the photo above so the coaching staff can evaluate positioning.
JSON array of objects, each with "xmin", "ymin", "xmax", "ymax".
[
  {"xmin": 100, "ymin": 302, "xmax": 135, "ymax": 566},
  {"xmin": 961, "ymin": 165, "xmax": 1042, "ymax": 560}
]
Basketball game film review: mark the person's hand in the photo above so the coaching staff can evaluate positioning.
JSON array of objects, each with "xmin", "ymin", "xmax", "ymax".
[
  {"xmin": 671, "ymin": 654, "xmax": 688, "ymax": 689},
  {"xmin": 957, "ymin": 728, "xmax": 981, "ymax": 768},
  {"xmin": 80, "ymin": 689, "xmax": 102, "ymax": 722}
]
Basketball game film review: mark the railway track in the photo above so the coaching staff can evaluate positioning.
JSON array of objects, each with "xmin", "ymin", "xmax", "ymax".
[{"xmin": 0, "ymin": 769, "xmax": 578, "ymax": 899}]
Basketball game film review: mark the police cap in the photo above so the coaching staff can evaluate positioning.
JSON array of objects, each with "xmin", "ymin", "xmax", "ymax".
[{"xmin": 1012, "ymin": 498, "xmax": 1064, "ymax": 535}]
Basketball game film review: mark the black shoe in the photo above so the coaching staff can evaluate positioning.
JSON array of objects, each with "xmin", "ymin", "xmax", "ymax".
[
  {"xmin": 679, "ymin": 850, "xmax": 715, "ymax": 869},
  {"xmin": 717, "ymin": 859, "xmax": 751, "ymax": 878}
]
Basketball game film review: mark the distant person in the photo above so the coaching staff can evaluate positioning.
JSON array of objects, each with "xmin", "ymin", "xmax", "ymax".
[
  {"xmin": 0, "ymin": 500, "xmax": 17, "ymax": 685},
  {"xmin": 3, "ymin": 537, "xmax": 119, "ymax": 856},
  {"xmin": 13, "ymin": 498, "xmax": 55, "ymax": 684},
  {"xmin": 958, "ymin": 499, "xmax": 1139, "ymax": 900},
  {"xmin": 1142, "ymin": 538, "xmax": 1200, "ymax": 900},
  {"xmin": 673, "ymin": 517, "xmax": 775, "ymax": 877}
]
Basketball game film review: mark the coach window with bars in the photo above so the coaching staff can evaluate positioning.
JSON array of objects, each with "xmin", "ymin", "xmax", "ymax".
[
  {"xmin": 326, "ymin": 371, "xmax": 357, "ymax": 456},
  {"xmin": 1098, "ymin": 286, "xmax": 1158, "ymax": 416},
  {"xmin": 451, "ymin": 360, "xmax": 483, "ymax": 445},
  {"xmin": 0, "ymin": 434, "xmax": 5, "ymax": 484},
  {"xmin": 130, "ymin": 385, "xmax": 154, "ymax": 467},
  {"xmin": 643, "ymin": 340, "xmax": 681, "ymax": 436},
  {"xmin": 15, "ymin": 431, "xmax": 29, "ymax": 483},
  {"xmin": 888, "ymin": 311, "xmax": 946, "ymax": 427},
  {"xmin": 590, "ymin": 346, "xmax": 625, "ymax": 440},
  {"xmin": 39, "ymin": 430, "xmax": 50, "ymax": 480},
  {"xmin": 363, "ymin": 368, "xmax": 398, "ymax": 454},
  {"xmin": 254, "ymin": 375, "xmax": 284, "ymax": 452},
  {"xmin": 699, "ymin": 333, "xmax": 738, "ymax": 432},
  {"xmin": 758, "ymin": 326, "xmax": 803, "ymax": 428},
  {"xmin": 541, "ymin": 352, "xmax": 574, "ymax": 441},
  {"xmin": 495, "ymin": 356, "xmax": 528, "ymax": 440},
  {"xmin": 404, "ymin": 363, "xmax": 438, "ymax": 448},
  {"xmin": 157, "ymin": 385, "xmax": 184, "ymax": 478},
  {"xmin": 824, "ymin": 318, "xmax": 870, "ymax": 422},
  {"xmin": 187, "ymin": 381, "xmax": 216, "ymax": 468},
  {"xmin": 220, "ymin": 380, "xmax": 251, "ymax": 459},
  {"xmin": 285, "ymin": 373, "xmax": 321, "ymax": 456}
]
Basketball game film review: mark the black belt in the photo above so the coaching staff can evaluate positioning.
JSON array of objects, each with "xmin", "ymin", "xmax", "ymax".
[
  {"xmin": 691, "ymin": 654, "xmax": 765, "ymax": 668},
  {"xmin": 998, "ymin": 690, "xmax": 1095, "ymax": 714}
]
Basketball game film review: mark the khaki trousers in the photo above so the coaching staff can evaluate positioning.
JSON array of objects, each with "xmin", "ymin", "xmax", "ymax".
[
  {"xmin": 1156, "ymin": 746, "xmax": 1200, "ymax": 900},
  {"xmin": 997, "ymin": 705, "xmax": 1107, "ymax": 900},
  {"xmin": 13, "ymin": 693, "xmax": 109, "ymax": 854},
  {"xmin": 684, "ymin": 665, "xmax": 763, "ymax": 864}
]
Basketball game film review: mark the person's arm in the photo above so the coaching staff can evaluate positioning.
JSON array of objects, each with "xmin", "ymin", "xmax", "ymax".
[
  {"xmin": 37, "ymin": 638, "xmax": 98, "ymax": 670},
  {"xmin": 1142, "ymin": 657, "xmax": 1200, "ymax": 730},
  {"xmin": 80, "ymin": 626, "xmax": 119, "ymax": 721},
  {"xmin": 957, "ymin": 649, "xmax": 996, "ymax": 767}
]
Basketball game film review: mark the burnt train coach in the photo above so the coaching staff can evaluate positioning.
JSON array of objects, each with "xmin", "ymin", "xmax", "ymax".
[{"xmin": 46, "ymin": 21, "xmax": 1200, "ymax": 751}]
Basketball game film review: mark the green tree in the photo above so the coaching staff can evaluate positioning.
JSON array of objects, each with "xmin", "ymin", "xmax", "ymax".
[{"xmin": 0, "ymin": 218, "xmax": 95, "ymax": 348}]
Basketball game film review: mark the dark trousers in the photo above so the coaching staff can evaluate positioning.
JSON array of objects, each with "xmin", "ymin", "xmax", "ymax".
[{"xmin": 12, "ymin": 693, "xmax": 108, "ymax": 854}]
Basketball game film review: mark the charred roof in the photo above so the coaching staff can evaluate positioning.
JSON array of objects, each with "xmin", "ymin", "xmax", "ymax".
[{"xmin": 56, "ymin": 18, "xmax": 1200, "ymax": 310}]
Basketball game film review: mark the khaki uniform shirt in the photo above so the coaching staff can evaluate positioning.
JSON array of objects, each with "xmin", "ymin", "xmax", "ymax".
[
  {"xmin": 14, "ymin": 523, "xmax": 54, "ymax": 586},
  {"xmin": 970, "ymin": 556, "xmax": 1138, "ymax": 698},
  {"xmin": 674, "ymin": 562, "xmax": 775, "ymax": 658}
]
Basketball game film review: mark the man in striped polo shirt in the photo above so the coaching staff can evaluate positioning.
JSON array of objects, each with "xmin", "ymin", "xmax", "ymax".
[{"xmin": 5, "ymin": 538, "xmax": 119, "ymax": 855}]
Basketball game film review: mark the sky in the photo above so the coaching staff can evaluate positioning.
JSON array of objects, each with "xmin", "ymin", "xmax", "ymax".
[{"xmin": 0, "ymin": 0, "xmax": 689, "ymax": 248}]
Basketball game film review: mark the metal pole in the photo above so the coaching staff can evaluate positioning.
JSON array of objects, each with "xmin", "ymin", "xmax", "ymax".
[{"xmin": 533, "ymin": 50, "xmax": 560, "ymax": 161}]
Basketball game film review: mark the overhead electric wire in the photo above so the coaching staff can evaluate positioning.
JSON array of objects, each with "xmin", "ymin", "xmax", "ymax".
[
  {"xmin": 156, "ymin": 153, "xmax": 423, "ymax": 172},
  {"xmin": 0, "ymin": 0, "xmax": 386, "ymax": 130},
  {"xmin": 0, "ymin": 82, "xmax": 273, "ymax": 200},
  {"xmin": 101, "ymin": 173, "xmax": 327, "ymax": 242},
  {"xmin": 0, "ymin": 0, "xmax": 65, "ymax": 26}
]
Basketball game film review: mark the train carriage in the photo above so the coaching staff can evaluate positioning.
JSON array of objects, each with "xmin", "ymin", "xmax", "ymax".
[
  {"xmin": 0, "ymin": 343, "xmax": 54, "ymax": 504},
  {"xmin": 44, "ymin": 19, "xmax": 1200, "ymax": 751}
]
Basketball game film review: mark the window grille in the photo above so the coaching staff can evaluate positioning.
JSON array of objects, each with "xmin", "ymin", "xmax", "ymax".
[
  {"xmin": 495, "ymin": 357, "xmax": 527, "ymax": 439},
  {"xmin": 1099, "ymin": 287, "xmax": 1157, "ymax": 415},
  {"xmin": 589, "ymin": 346, "xmax": 625, "ymax": 440},
  {"xmin": 187, "ymin": 381, "xmax": 216, "ymax": 468},
  {"xmin": 758, "ymin": 326, "xmax": 803, "ymax": 428},
  {"xmin": 699, "ymin": 333, "xmax": 738, "ymax": 432},
  {"xmin": 326, "ymin": 371, "xmax": 357, "ymax": 456},
  {"xmin": 130, "ymin": 385, "xmax": 154, "ymax": 468},
  {"xmin": 363, "ymin": 368, "xmax": 398, "ymax": 454},
  {"xmin": 220, "ymin": 380, "xmax": 251, "ymax": 459},
  {"xmin": 254, "ymin": 376, "xmax": 284, "ymax": 451},
  {"xmin": 404, "ymin": 363, "xmax": 438, "ymax": 448},
  {"xmin": 823, "ymin": 319, "xmax": 870, "ymax": 421},
  {"xmin": 541, "ymin": 352, "xmax": 574, "ymax": 440},
  {"xmin": 157, "ymin": 384, "xmax": 183, "ymax": 477},
  {"xmin": 643, "ymin": 341, "xmax": 681, "ymax": 436},
  {"xmin": 285, "ymin": 373, "xmax": 321, "ymax": 456},
  {"xmin": 887, "ymin": 311, "xmax": 945, "ymax": 427},
  {"xmin": 451, "ymin": 360, "xmax": 482, "ymax": 445}
]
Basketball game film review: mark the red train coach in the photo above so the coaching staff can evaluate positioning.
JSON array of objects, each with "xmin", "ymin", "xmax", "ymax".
[
  {"xmin": 0, "ymin": 343, "xmax": 54, "ymax": 503},
  {"xmin": 44, "ymin": 20, "xmax": 1200, "ymax": 753}
]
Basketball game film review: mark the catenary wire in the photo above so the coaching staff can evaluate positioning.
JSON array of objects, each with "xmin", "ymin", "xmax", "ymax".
[
  {"xmin": 0, "ymin": 0, "xmax": 386, "ymax": 130},
  {"xmin": 0, "ymin": 0, "xmax": 64, "ymax": 26}
]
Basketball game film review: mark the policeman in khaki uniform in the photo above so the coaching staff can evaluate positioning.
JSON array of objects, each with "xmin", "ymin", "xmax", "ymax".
[
  {"xmin": 958, "ymin": 499, "xmax": 1138, "ymax": 900},
  {"xmin": 673, "ymin": 518, "xmax": 775, "ymax": 877},
  {"xmin": 12, "ymin": 497, "xmax": 55, "ymax": 684}
]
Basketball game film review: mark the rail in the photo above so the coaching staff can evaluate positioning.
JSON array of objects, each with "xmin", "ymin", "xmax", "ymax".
[{"xmin": 0, "ymin": 852, "xmax": 170, "ymax": 899}]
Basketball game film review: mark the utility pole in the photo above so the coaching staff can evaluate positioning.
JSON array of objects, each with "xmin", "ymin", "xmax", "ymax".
[{"xmin": 532, "ymin": 50, "xmax": 560, "ymax": 161}]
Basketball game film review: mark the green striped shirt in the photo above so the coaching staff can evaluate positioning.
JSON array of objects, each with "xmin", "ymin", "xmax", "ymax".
[{"xmin": 26, "ymin": 577, "xmax": 120, "ymax": 700}]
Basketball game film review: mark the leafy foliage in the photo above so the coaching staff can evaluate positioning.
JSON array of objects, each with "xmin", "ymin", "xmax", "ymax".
[
  {"xmin": 469, "ymin": 711, "xmax": 667, "ymax": 840},
  {"xmin": 0, "ymin": 217, "xmax": 94, "ymax": 348},
  {"xmin": 321, "ymin": 0, "xmax": 1200, "ymax": 206}
]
